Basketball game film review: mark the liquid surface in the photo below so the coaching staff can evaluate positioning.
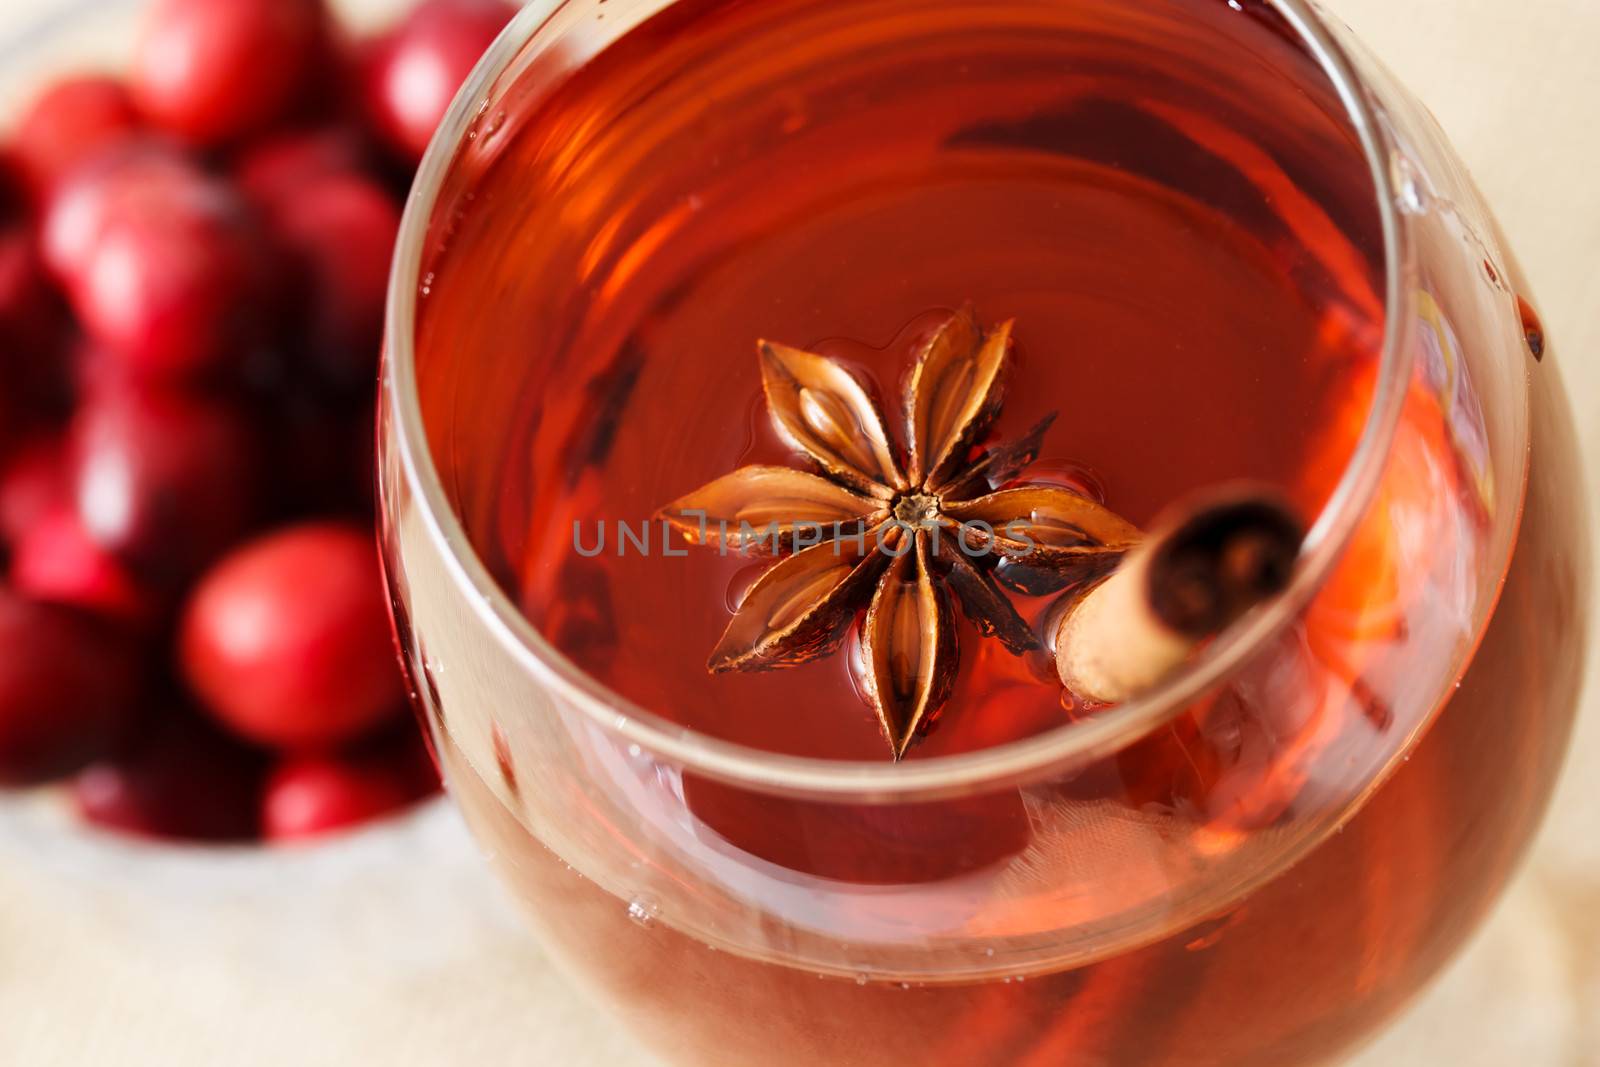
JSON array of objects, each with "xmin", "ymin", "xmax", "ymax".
[{"xmin": 415, "ymin": 0, "xmax": 1383, "ymax": 760}]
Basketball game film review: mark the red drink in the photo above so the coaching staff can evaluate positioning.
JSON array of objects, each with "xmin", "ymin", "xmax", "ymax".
[
  {"xmin": 419, "ymin": 0, "xmax": 1392, "ymax": 759},
  {"xmin": 381, "ymin": 0, "xmax": 1590, "ymax": 1063}
]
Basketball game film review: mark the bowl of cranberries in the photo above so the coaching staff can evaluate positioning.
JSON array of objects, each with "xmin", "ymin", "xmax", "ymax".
[{"xmin": 0, "ymin": 0, "xmax": 519, "ymax": 848}]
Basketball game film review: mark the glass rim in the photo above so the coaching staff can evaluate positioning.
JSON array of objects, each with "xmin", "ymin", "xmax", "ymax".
[{"xmin": 382, "ymin": 0, "xmax": 1418, "ymax": 800}]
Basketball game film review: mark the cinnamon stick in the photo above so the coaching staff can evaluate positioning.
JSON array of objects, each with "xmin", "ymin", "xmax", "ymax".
[{"xmin": 1053, "ymin": 487, "xmax": 1305, "ymax": 705}]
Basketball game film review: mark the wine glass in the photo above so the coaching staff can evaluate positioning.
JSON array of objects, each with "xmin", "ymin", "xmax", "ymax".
[{"xmin": 377, "ymin": 1, "xmax": 1590, "ymax": 1063}]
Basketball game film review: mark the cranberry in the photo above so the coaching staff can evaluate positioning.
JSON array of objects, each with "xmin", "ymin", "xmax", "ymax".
[
  {"xmin": 76, "ymin": 180, "xmax": 266, "ymax": 380},
  {"xmin": 11, "ymin": 506, "xmax": 153, "ymax": 624},
  {"xmin": 132, "ymin": 0, "xmax": 332, "ymax": 146},
  {"xmin": 38, "ymin": 144, "xmax": 269, "ymax": 380},
  {"xmin": 363, "ymin": 0, "xmax": 517, "ymax": 162},
  {"xmin": 231, "ymin": 126, "xmax": 372, "ymax": 206},
  {"xmin": 12, "ymin": 75, "xmax": 142, "ymax": 193},
  {"xmin": 267, "ymin": 172, "xmax": 399, "ymax": 384},
  {"xmin": 180, "ymin": 522, "xmax": 404, "ymax": 749},
  {"xmin": 74, "ymin": 711, "xmax": 264, "ymax": 841},
  {"xmin": 0, "ymin": 435, "xmax": 68, "ymax": 546},
  {"xmin": 40, "ymin": 143, "xmax": 192, "ymax": 282},
  {"xmin": 70, "ymin": 386, "xmax": 260, "ymax": 582},
  {"xmin": 262, "ymin": 730, "xmax": 438, "ymax": 841},
  {"xmin": 0, "ymin": 589, "xmax": 141, "ymax": 787}
]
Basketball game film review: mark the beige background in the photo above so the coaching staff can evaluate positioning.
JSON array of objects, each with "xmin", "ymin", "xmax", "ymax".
[{"xmin": 1, "ymin": 0, "xmax": 1597, "ymax": 1064}]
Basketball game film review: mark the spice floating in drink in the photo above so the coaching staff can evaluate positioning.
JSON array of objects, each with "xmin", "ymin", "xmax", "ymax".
[
  {"xmin": 1053, "ymin": 487, "xmax": 1305, "ymax": 706},
  {"xmin": 658, "ymin": 307, "xmax": 1141, "ymax": 759}
]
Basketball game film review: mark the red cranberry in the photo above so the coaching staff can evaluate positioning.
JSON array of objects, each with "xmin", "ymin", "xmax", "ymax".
[
  {"xmin": 11, "ymin": 506, "xmax": 153, "ymax": 624},
  {"xmin": 231, "ymin": 126, "xmax": 372, "ymax": 206},
  {"xmin": 0, "ymin": 435, "xmax": 68, "ymax": 546},
  {"xmin": 74, "ymin": 711, "xmax": 264, "ymax": 841},
  {"xmin": 73, "ymin": 177, "xmax": 267, "ymax": 380},
  {"xmin": 363, "ymin": 0, "xmax": 517, "ymax": 162},
  {"xmin": 38, "ymin": 145, "xmax": 268, "ymax": 380},
  {"xmin": 40, "ymin": 143, "xmax": 193, "ymax": 282},
  {"xmin": 268, "ymin": 172, "xmax": 399, "ymax": 384},
  {"xmin": 69, "ymin": 386, "xmax": 260, "ymax": 582},
  {"xmin": 0, "ymin": 589, "xmax": 141, "ymax": 787},
  {"xmin": 132, "ymin": 0, "xmax": 332, "ymax": 146},
  {"xmin": 262, "ymin": 731, "xmax": 438, "ymax": 841},
  {"xmin": 180, "ymin": 521, "xmax": 405, "ymax": 749},
  {"xmin": 12, "ymin": 75, "xmax": 142, "ymax": 193}
]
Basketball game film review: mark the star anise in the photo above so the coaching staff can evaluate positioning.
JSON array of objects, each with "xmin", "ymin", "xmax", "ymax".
[{"xmin": 658, "ymin": 308, "xmax": 1142, "ymax": 759}]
